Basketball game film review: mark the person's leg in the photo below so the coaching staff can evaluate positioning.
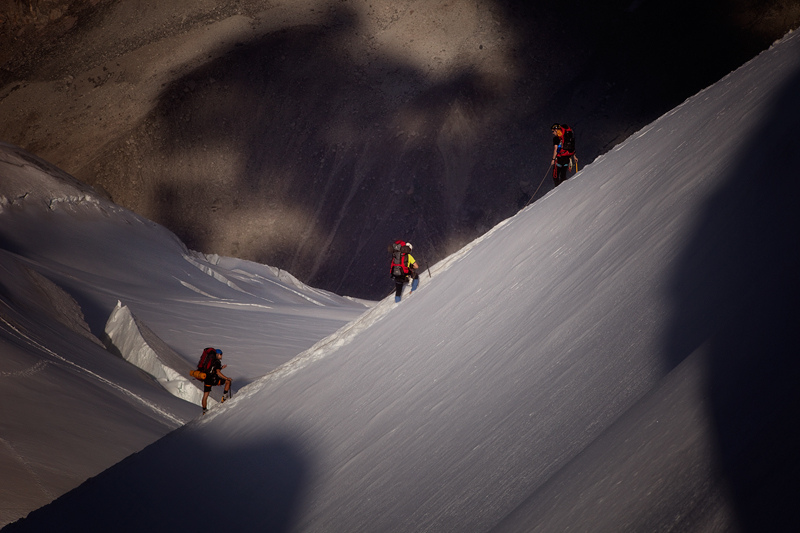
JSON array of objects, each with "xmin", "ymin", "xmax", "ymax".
[
  {"xmin": 554, "ymin": 164, "xmax": 566, "ymax": 186},
  {"xmin": 202, "ymin": 390, "xmax": 210, "ymax": 411},
  {"xmin": 395, "ymin": 278, "xmax": 404, "ymax": 302}
]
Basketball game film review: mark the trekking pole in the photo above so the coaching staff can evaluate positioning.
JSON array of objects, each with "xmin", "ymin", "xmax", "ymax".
[
  {"xmin": 412, "ymin": 255, "xmax": 431, "ymax": 278},
  {"xmin": 524, "ymin": 163, "xmax": 553, "ymax": 209},
  {"xmin": 422, "ymin": 234, "xmax": 436, "ymax": 279},
  {"xmin": 421, "ymin": 257, "xmax": 431, "ymax": 278}
]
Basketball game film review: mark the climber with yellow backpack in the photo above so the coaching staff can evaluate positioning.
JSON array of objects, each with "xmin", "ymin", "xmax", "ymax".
[{"xmin": 389, "ymin": 240, "xmax": 419, "ymax": 303}]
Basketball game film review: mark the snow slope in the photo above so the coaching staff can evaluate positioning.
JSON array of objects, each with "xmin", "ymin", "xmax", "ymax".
[
  {"xmin": 4, "ymin": 29, "xmax": 800, "ymax": 533},
  {"xmin": 0, "ymin": 146, "xmax": 367, "ymax": 526}
]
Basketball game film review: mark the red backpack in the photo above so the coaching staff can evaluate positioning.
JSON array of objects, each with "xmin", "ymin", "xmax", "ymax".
[
  {"xmin": 190, "ymin": 347, "xmax": 217, "ymax": 380},
  {"xmin": 389, "ymin": 240, "xmax": 411, "ymax": 277},
  {"xmin": 557, "ymin": 124, "xmax": 576, "ymax": 157}
]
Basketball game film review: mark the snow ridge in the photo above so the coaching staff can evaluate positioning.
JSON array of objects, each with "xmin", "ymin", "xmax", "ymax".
[
  {"xmin": 0, "ymin": 312, "xmax": 185, "ymax": 427},
  {"xmin": 104, "ymin": 301, "xmax": 206, "ymax": 407}
]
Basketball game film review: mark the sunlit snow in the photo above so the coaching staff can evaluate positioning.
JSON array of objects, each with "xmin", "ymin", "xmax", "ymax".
[{"xmin": 2, "ymin": 29, "xmax": 799, "ymax": 533}]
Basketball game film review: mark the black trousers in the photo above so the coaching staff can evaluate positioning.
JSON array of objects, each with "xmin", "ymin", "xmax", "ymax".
[
  {"xmin": 393, "ymin": 271, "xmax": 418, "ymax": 297},
  {"xmin": 553, "ymin": 158, "xmax": 570, "ymax": 186}
]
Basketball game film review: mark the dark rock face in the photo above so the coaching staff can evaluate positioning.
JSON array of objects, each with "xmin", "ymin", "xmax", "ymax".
[{"xmin": 2, "ymin": 0, "xmax": 798, "ymax": 299}]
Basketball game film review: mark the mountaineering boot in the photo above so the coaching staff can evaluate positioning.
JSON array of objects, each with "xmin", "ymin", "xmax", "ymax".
[
  {"xmin": 410, "ymin": 278, "xmax": 419, "ymax": 292},
  {"xmin": 395, "ymin": 295, "xmax": 401, "ymax": 303}
]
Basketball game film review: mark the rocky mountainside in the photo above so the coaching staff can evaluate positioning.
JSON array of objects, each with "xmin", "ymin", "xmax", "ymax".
[{"xmin": 2, "ymin": 0, "xmax": 798, "ymax": 299}]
